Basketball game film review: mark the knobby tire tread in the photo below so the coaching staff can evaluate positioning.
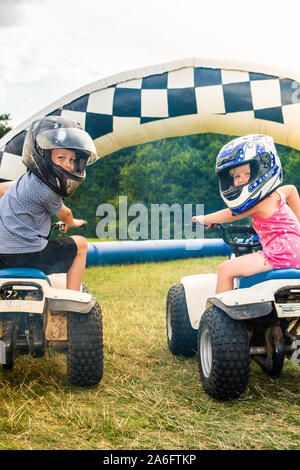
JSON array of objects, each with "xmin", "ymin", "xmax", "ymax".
[
  {"xmin": 198, "ymin": 305, "xmax": 250, "ymax": 400},
  {"xmin": 167, "ymin": 284, "xmax": 197, "ymax": 357}
]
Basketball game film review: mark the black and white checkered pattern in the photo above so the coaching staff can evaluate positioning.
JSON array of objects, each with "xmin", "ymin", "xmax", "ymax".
[{"xmin": 1, "ymin": 62, "xmax": 300, "ymax": 180}]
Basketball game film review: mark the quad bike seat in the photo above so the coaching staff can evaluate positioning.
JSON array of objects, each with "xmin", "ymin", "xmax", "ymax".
[
  {"xmin": 237, "ymin": 268, "xmax": 300, "ymax": 289},
  {"xmin": 0, "ymin": 268, "xmax": 49, "ymax": 281}
]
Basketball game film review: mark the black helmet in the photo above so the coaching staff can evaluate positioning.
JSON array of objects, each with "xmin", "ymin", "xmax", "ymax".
[{"xmin": 21, "ymin": 116, "xmax": 98, "ymax": 197}]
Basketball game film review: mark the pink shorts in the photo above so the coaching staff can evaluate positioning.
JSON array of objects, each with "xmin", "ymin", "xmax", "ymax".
[{"xmin": 258, "ymin": 235, "xmax": 300, "ymax": 270}]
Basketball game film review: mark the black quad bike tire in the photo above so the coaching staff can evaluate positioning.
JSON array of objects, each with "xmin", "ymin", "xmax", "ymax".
[
  {"xmin": 253, "ymin": 336, "xmax": 284, "ymax": 378},
  {"xmin": 1, "ymin": 320, "xmax": 17, "ymax": 370},
  {"xmin": 67, "ymin": 299, "xmax": 103, "ymax": 387},
  {"xmin": 198, "ymin": 305, "xmax": 250, "ymax": 400},
  {"xmin": 265, "ymin": 339, "xmax": 284, "ymax": 377},
  {"xmin": 166, "ymin": 283, "xmax": 197, "ymax": 357}
]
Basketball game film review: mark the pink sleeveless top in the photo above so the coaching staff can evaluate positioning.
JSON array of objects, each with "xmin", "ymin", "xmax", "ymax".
[{"xmin": 252, "ymin": 191, "xmax": 300, "ymax": 269}]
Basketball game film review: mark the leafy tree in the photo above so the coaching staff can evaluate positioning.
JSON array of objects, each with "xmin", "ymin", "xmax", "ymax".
[
  {"xmin": 0, "ymin": 114, "xmax": 11, "ymax": 139},
  {"xmin": 2, "ymin": 112, "xmax": 299, "ymax": 240},
  {"xmin": 278, "ymin": 146, "xmax": 300, "ymax": 188},
  {"xmin": 65, "ymin": 133, "xmax": 300, "ymax": 239}
]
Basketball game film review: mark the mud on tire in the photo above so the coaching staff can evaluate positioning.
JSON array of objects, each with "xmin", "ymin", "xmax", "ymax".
[
  {"xmin": 198, "ymin": 305, "xmax": 250, "ymax": 400},
  {"xmin": 166, "ymin": 283, "xmax": 197, "ymax": 357},
  {"xmin": 67, "ymin": 300, "xmax": 103, "ymax": 387}
]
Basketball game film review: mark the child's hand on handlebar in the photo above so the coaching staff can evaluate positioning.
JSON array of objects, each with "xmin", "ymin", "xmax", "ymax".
[
  {"xmin": 51, "ymin": 219, "xmax": 87, "ymax": 235},
  {"xmin": 192, "ymin": 216, "xmax": 211, "ymax": 229},
  {"xmin": 71, "ymin": 219, "xmax": 87, "ymax": 229}
]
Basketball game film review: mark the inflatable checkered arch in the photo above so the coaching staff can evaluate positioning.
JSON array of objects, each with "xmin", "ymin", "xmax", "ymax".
[{"xmin": 1, "ymin": 58, "xmax": 300, "ymax": 181}]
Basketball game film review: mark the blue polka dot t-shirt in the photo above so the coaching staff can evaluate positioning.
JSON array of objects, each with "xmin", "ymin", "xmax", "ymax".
[{"xmin": 0, "ymin": 172, "xmax": 63, "ymax": 253}]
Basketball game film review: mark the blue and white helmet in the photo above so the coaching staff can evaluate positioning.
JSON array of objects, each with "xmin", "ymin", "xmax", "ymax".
[{"xmin": 216, "ymin": 134, "xmax": 283, "ymax": 215}]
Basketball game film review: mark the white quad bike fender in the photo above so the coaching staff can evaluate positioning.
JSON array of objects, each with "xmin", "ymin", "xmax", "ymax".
[
  {"xmin": 0, "ymin": 274, "xmax": 95, "ymax": 315},
  {"xmin": 181, "ymin": 273, "xmax": 217, "ymax": 330},
  {"xmin": 0, "ymin": 274, "xmax": 96, "ymax": 343},
  {"xmin": 181, "ymin": 274, "xmax": 300, "ymax": 326},
  {"xmin": 208, "ymin": 278, "xmax": 300, "ymax": 320},
  {"xmin": 47, "ymin": 274, "xmax": 95, "ymax": 313}
]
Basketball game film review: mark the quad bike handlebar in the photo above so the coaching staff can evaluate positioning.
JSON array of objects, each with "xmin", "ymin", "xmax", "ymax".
[
  {"xmin": 47, "ymin": 221, "xmax": 68, "ymax": 239},
  {"xmin": 51, "ymin": 221, "xmax": 67, "ymax": 233},
  {"xmin": 49, "ymin": 220, "xmax": 87, "ymax": 238},
  {"xmin": 211, "ymin": 223, "xmax": 262, "ymax": 256}
]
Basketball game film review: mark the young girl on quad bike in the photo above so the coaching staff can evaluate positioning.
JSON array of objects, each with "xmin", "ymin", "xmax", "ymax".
[
  {"xmin": 193, "ymin": 134, "xmax": 300, "ymax": 294},
  {"xmin": 0, "ymin": 116, "xmax": 98, "ymax": 290}
]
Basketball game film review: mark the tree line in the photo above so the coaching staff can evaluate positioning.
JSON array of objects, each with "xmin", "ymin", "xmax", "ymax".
[{"xmin": 1, "ymin": 114, "xmax": 300, "ymax": 240}]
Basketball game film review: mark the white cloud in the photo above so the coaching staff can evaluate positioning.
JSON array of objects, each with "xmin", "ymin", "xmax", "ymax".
[
  {"xmin": 0, "ymin": 0, "xmax": 28, "ymax": 27},
  {"xmin": 1, "ymin": 0, "xmax": 300, "ymax": 126}
]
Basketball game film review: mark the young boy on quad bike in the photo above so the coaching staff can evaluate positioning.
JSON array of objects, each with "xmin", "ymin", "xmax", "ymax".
[
  {"xmin": 0, "ymin": 116, "xmax": 98, "ymax": 288},
  {"xmin": 0, "ymin": 116, "xmax": 103, "ymax": 387}
]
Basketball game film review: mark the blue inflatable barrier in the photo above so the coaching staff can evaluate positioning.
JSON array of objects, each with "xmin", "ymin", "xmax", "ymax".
[{"xmin": 86, "ymin": 238, "xmax": 231, "ymax": 266}]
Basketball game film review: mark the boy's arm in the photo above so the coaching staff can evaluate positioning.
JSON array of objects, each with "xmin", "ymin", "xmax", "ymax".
[
  {"xmin": 279, "ymin": 185, "xmax": 300, "ymax": 220},
  {"xmin": 55, "ymin": 204, "xmax": 87, "ymax": 229},
  {"xmin": 0, "ymin": 181, "xmax": 15, "ymax": 198}
]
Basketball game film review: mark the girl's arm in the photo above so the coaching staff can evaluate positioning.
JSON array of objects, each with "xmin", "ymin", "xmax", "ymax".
[
  {"xmin": 192, "ymin": 207, "xmax": 254, "ymax": 228},
  {"xmin": 279, "ymin": 185, "xmax": 300, "ymax": 220}
]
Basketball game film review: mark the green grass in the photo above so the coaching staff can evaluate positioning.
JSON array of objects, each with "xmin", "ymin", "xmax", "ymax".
[{"xmin": 0, "ymin": 256, "xmax": 299, "ymax": 450}]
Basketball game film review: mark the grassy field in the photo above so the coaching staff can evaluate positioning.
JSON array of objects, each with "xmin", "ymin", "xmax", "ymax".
[{"xmin": 0, "ymin": 256, "xmax": 299, "ymax": 450}]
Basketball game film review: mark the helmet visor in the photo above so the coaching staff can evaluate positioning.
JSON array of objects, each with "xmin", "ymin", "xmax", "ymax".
[
  {"xmin": 218, "ymin": 160, "xmax": 260, "ymax": 201},
  {"xmin": 36, "ymin": 127, "xmax": 98, "ymax": 165},
  {"xmin": 219, "ymin": 153, "xmax": 273, "ymax": 201}
]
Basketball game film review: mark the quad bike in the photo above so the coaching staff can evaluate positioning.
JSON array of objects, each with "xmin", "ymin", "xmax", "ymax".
[
  {"xmin": 0, "ymin": 222, "xmax": 103, "ymax": 387},
  {"xmin": 166, "ymin": 224, "xmax": 300, "ymax": 400}
]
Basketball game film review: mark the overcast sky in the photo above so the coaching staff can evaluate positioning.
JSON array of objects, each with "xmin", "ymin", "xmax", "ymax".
[{"xmin": 1, "ymin": 0, "xmax": 300, "ymax": 127}]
